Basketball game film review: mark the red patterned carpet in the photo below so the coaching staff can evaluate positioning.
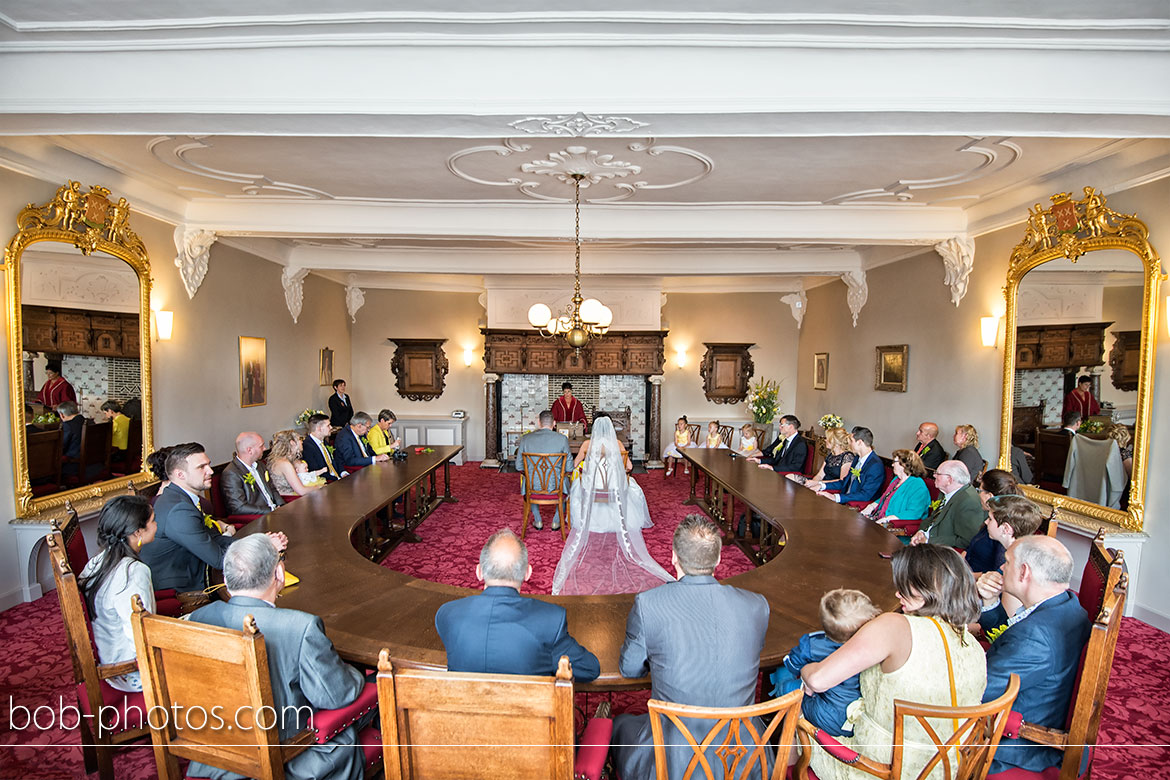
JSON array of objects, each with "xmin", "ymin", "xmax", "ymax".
[{"xmin": 2, "ymin": 462, "xmax": 1167, "ymax": 778}]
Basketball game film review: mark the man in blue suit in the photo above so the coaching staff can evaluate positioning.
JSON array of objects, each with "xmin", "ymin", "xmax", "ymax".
[
  {"xmin": 302, "ymin": 414, "xmax": 342, "ymax": 481},
  {"xmin": 334, "ymin": 411, "xmax": 390, "ymax": 472},
  {"xmin": 188, "ymin": 534, "xmax": 371, "ymax": 780},
  {"xmin": 811, "ymin": 426, "xmax": 884, "ymax": 504},
  {"xmin": 977, "ymin": 535, "xmax": 1091, "ymax": 775},
  {"xmin": 435, "ymin": 529, "xmax": 600, "ymax": 682}
]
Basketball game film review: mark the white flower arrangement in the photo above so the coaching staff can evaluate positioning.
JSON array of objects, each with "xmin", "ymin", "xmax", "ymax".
[
  {"xmin": 295, "ymin": 408, "xmax": 327, "ymax": 427},
  {"xmin": 818, "ymin": 413, "xmax": 844, "ymax": 430},
  {"xmin": 746, "ymin": 379, "xmax": 780, "ymax": 424}
]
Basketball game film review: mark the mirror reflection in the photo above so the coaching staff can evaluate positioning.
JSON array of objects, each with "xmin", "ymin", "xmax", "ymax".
[
  {"xmin": 20, "ymin": 246, "xmax": 143, "ymax": 495},
  {"xmin": 1011, "ymin": 249, "xmax": 1143, "ymax": 511}
]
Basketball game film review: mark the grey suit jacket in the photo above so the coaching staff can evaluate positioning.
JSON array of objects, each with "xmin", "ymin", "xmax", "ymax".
[
  {"xmin": 612, "ymin": 575, "xmax": 770, "ymax": 780},
  {"xmin": 221, "ymin": 457, "xmax": 285, "ymax": 515},
  {"xmin": 187, "ymin": 595, "xmax": 368, "ymax": 780},
  {"xmin": 515, "ymin": 427, "xmax": 572, "ymax": 490},
  {"xmin": 139, "ymin": 483, "xmax": 233, "ymax": 592}
]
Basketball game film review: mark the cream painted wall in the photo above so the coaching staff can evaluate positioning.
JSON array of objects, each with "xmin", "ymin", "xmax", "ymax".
[
  {"xmin": 0, "ymin": 168, "xmax": 351, "ymax": 608},
  {"xmin": 660, "ymin": 293, "xmax": 800, "ymax": 441},
  {"xmin": 348, "ymin": 288, "xmax": 487, "ymax": 461},
  {"xmin": 1100, "ymin": 284, "xmax": 1144, "ymax": 410}
]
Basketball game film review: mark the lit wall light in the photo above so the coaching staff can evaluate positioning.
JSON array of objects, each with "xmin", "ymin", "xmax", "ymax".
[
  {"xmin": 675, "ymin": 349, "xmax": 687, "ymax": 368},
  {"xmin": 1166, "ymin": 295, "xmax": 1169, "ymax": 337},
  {"xmin": 154, "ymin": 310, "xmax": 173, "ymax": 341},
  {"xmin": 463, "ymin": 347, "xmax": 474, "ymax": 367},
  {"xmin": 980, "ymin": 316, "xmax": 999, "ymax": 348}
]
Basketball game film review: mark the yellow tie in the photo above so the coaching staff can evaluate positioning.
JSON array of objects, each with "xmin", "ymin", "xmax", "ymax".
[{"xmin": 322, "ymin": 441, "xmax": 339, "ymax": 478}]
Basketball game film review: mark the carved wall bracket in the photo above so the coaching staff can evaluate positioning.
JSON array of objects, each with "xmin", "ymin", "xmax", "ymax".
[
  {"xmin": 281, "ymin": 266, "xmax": 309, "ymax": 323},
  {"xmin": 173, "ymin": 226, "xmax": 216, "ymax": 300},
  {"xmin": 841, "ymin": 270, "xmax": 868, "ymax": 327},
  {"xmin": 935, "ymin": 236, "xmax": 976, "ymax": 307},
  {"xmin": 780, "ymin": 290, "xmax": 808, "ymax": 329},
  {"xmin": 345, "ymin": 273, "xmax": 366, "ymax": 323}
]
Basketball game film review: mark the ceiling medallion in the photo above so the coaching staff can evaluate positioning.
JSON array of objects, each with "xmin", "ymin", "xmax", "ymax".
[
  {"xmin": 447, "ymin": 138, "xmax": 713, "ymax": 202},
  {"xmin": 509, "ymin": 112, "xmax": 650, "ymax": 137}
]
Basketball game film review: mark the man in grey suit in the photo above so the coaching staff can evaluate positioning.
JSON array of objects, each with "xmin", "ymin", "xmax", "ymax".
[
  {"xmin": 220, "ymin": 431, "xmax": 285, "ymax": 515},
  {"xmin": 515, "ymin": 410, "xmax": 572, "ymax": 530},
  {"xmin": 612, "ymin": 515, "xmax": 771, "ymax": 780},
  {"xmin": 187, "ymin": 535, "xmax": 372, "ymax": 780}
]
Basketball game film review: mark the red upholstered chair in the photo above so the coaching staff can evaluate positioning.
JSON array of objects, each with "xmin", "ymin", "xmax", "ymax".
[
  {"xmin": 47, "ymin": 529, "xmax": 150, "ymax": 780},
  {"xmin": 521, "ymin": 452, "xmax": 570, "ymax": 541},
  {"xmin": 844, "ymin": 460, "xmax": 893, "ymax": 511},
  {"xmin": 209, "ymin": 463, "xmax": 264, "ymax": 530},
  {"xmin": 988, "ymin": 529, "xmax": 1128, "ymax": 780},
  {"xmin": 796, "ymin": 675, "xmax": 1020, "ymax": 780},
  {"xmin": 131, "ymin": 597, "xmax": 381, "ymax": 780}
]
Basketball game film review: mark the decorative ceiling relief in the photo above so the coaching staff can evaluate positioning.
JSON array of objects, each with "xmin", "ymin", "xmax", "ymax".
[
  {"xmin": 824, "ymin": 137, "xmax": 1022, "ymax": 206},
  {"xmin": 281, "ymin": 266, "xmax": 310, "ymax": 323},
  {"xmin": 1017, "ymin": 285, "xmax": 1102, "ymax": 324},
  {"xmin": 345, "ymin": 273, "xmax": 365, "ymax": 322},
  {"xmin": 173, "ymin": 226, "xmax": 216, "ymax": 300},
  {"xmin": 841, "ymin": 270, "xmax": 868, "ymax": 327},
  {"xmin": 935, "ymin": 236, "xmax": 976, "ymax": 307},
  {"xmin": 148, "ymin": 136, "xmax": 335, "ymax": 199},
  {"xmin": 21, "ymin": 256, "xmax": 139, "ymax": 313},
  {"xmin": 508, "ymin": 112, "xmax": 650, "ymax": 137},
  {"xmin": 780, "ymin": 290, "xmax": 808, "ymax": 329},
  {"xmin": 447, "ymin": 138, "xmax": 713, "ymax": 202}
]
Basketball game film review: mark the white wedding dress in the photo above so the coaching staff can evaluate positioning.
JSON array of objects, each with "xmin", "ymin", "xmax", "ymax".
[{"xmin": 552, "ymin": 417, "xmax": 674, "ymax": 596}]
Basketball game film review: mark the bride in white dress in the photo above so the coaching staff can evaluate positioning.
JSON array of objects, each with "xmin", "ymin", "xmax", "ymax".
[{"xmin": 552, "ymin": 415, "xmax": 674, "ymax": 596}]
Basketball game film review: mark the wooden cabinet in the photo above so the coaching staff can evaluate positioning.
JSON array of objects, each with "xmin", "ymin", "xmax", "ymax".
[
  {"xmin": 389, "ymin": 338, "xmax": 449, "ymax": 401},
  {"xmin": 1108, "ymin": 330, "xmax": 1141, "ymax": 391},
  {"xmin": 1015, "ymin": 322, "xmax": 1111, "ymax": 370},
  {"xmin": 20, "ymin": 305, "xmax": 141, "ymax": 358},
  {"xmin": 700, "ymin": 342, "xmax": 755, "ymax": 404},
  {"xmin": 481, "ymin": 329, "xmax": 667, "ymax": 376},
  {"xmin": 55, "ymin": 311, "xmax": 91, "ymax": 354}
]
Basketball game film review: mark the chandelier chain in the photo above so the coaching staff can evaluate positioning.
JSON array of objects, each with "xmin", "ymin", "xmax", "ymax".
[{"xmin": 573, "ymin": 175, "xmax": 582, "ymax": 298}]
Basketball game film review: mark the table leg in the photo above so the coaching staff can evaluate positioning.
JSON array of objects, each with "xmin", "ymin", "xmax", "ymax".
[
  {"xmin": 441, "ymin": 460, "xmax": 458, "ymax": 503},
  {"xmin": 685, "ymin": 461, "xmax": 699, "ymax": 505}
]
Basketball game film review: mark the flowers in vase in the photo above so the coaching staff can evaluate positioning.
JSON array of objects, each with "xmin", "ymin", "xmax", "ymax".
[
  {"xmin": 746, "ymin": 379, "xmax": 780, "ymax": 424},
  {"xmin": 818, "ymin": 413, "xmax": 844, "ymax": 430},
  {"xmin": 295, "ymin": 408, "xmax": 326, "ymax": 427}
]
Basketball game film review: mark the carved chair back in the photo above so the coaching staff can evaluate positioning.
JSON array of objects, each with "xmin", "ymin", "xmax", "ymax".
[
  {"xmin": 27, "ymin": 427, "xmax": 63, "ymax": 489},
  {"xmin": 521, "ymin": 452, "xmax": 569, "ymax": 540}
]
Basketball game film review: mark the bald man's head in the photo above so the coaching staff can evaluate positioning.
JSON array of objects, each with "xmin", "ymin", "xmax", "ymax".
[
  {"xmin": 916, "ymin": 422, "xmax": 939, "ymax": 444},
  {"xmin": 477, "ymin": 529, "xmax": 531, "ymax": 587},
  {"xmin": 235, "ymin": 431, "xmax": 265, "ymax": 464}
]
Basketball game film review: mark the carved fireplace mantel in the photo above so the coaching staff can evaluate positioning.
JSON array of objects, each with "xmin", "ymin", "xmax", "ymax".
[{"xmin": 481, "ymin": 329, "xmax": 667, "ymax": 376}]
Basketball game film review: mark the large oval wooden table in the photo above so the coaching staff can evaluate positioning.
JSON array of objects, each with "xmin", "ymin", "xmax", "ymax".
[{"xmin": 242, "ymin": 446, "xmax": 904, "ymax": 691}]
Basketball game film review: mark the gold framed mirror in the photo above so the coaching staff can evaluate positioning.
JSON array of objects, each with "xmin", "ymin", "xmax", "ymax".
[
  {"xmin": 3, "ymin": 181, "xmax": 154, "ymax": 517},
  {"xmin": 999, "ymin": 187, "xmax": 1162, "ymax": 531}
]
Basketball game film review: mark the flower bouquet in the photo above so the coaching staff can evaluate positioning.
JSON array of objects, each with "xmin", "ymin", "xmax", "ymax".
[
  {"xmin": 295, "ymin": 408, "xmax": 326, "ymax": 427},
  {"xmin": 746, "ymin": 379, "xmax": 780, "ymax": 424},
  {"xmin": 33, "ymin": 411, "xmax": 59, "ymax": 425},
  {"xmin": 818, "ymin": 413, "xmax": 844, "ymax": 430}
]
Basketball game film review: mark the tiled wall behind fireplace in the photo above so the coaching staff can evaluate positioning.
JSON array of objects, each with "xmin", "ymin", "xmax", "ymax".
[
  {"xmin": 62, "ymin": 354, "xmax": 141, "ymax": 420},
  {"xmin": 1013, "ymin": 368, "xmax": 1064, "ymax": 426},
  {"xmin": 600, "ymin": 375, "xmax": 646, "ymax": 459}
]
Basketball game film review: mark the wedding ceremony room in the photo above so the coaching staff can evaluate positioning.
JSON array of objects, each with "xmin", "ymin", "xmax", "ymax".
[{"xmin": 1, "ymin": 2, "xmax": 1168, "ymax": 779}]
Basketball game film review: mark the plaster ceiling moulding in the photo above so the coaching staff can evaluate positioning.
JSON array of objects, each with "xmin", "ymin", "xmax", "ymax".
[
  {"xmin": 447, "ymin": 138, "xmax": 713, "ymax": 202},
  {"xmin": 147, "ymin": 135, "xmax": 335, "ymax": 200},
  {"xmin": 281, "ymin": 266, "xmax": 310, "ymax": 323},
  {"xmin": 508, "ymin": 112, "xmax": 650, "ymax": 137},
  {"xmin": 935, "ymin": 236, "xmax": 976, "ymax": 306},
  {"xmin": 173, "ymin": 226, "xmax": 216, "ymax": 300},
  {"xmin": 823, "ymin": 137, "xmax": 1023, "ymax": 206}
]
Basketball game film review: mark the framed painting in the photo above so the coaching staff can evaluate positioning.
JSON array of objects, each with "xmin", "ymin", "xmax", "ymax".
[
  {"xmin": 319, "ymin": 346, "xmax": 334, "ymax": 386},
  {"xmin": 813, "ymin": 352, "xmax": 829, "ymax": 390},
  {"xmin": 875, "ymin": 344, "xmax": 908, "ymax": 392},
  {"xmin": 239, "ymin": 336, "xmax": 267, "ymax": 407}
]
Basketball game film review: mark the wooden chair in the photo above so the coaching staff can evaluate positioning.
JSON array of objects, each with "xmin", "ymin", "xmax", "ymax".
[
  {"xmin": 131, "ymin": 598, "xmax": 381, "ymax": 780},
  {"xmin": 648, "ymin": 689, "xmax": 804, "ymax": 780},
  {"xmin": 993, "ymin": 530, "xmax": 1129, "ymax": 780},
  {"xmin": 1034, "ymin": 430, "xmax": 1072, "ymax": 494},
  {"xmin": 209, "ymin": 460, "xmax": 265, "ymax": 530},
  {"xmin": 51, "ymin": 499, "xmax": 90, "ymax": 581},
  {"xmin": 795, "ymin": 675, "xmax": 1021, "ymax": 780},
  {"xmin": 378, "ymin": 651, "xmax": 604, "ymax": 780},
  {"xmin": 718, "ymin": 424, "xmax": 735, "ymax": 448},
  {"xmin": 521, "ymin": 452, "xmax": 569, "ymax": 540},
  {"xmin": 687, "ymin": 423, "xmax": 702, "ymax": 446},
  {"xmin": 74, "ymin": 419, "xmax": 114, "ymax": 484},
  {"xmin": 47, "ymin": 529, "xmax": 149, "ymax": 780},
  {"xmin": 1011, "ymin": 402, "xmax": 1046, "ymax": 452},
  {"xmin": 27, "ymin": 427, "xmax": 63, "ymax": 493}
]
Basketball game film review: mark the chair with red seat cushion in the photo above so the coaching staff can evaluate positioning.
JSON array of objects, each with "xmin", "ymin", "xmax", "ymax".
[
  {"xmin": 521, "ymin": 451, "xmax": 570, "ymax": 541},
  {"xmin": 795, "ymin": 675, "xmax": 1020, "ymax": 780},
  {"xmin": 845, "ymin": 460, "xmax": 894, "ymax": 510},
  {"xmin": 209, "ymin": 465, "xmax": 265, "ymax": 529},
  {"xmin": 47, "ymin": 530, "xmax": 150, "ymax": 780}
]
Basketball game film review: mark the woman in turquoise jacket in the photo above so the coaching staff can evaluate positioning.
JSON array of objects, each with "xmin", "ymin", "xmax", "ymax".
[{"xmin": 862, "ymin": 449, "xmax": 931, "ymax": 524}]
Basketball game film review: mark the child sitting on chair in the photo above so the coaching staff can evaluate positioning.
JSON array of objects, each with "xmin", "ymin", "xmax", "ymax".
[
  {"xmin": 770, "ymin": 588, "xmax": 879, "ymax": 736},
  {"xmin": 736, "ymin": 423, "xmax": 761, "ymax": 458}
]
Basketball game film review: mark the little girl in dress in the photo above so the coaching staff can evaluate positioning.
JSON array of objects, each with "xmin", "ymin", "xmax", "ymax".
[
  {"xmin": 737, "ymin": 423, "xmax": 761, "ymax": 458},
  {"xmin": 662, "ymin": 416, "xmax": 692, "ymax": 477},
  {"xmin": 705, "ymin": 420, "xmax": 727, "ymax": 449}
]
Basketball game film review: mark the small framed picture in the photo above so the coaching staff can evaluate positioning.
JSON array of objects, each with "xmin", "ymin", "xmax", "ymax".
[
  {"xmin": 875, "ymin": 345, "xmax": 909, "ymax": 392},
  {"xmin": 320, "ymin": 347, "xmax": 334, "ymax": 386},
  {"xmin": 239, "ymin": 336, "xmax": 267, "ymax": 407},
  {"xmin": 813, "ymin": 353, "xmax": 829, "ymax": 390}
]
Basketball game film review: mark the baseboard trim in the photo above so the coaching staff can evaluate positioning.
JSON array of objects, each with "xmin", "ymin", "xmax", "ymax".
[
  {"xmin": 1133, "ymin": 603, "xmax": 1170, "ymax": 634},
  {"xmin": 0, "ymin": 584, "xmax": 36, "ymax": 613}
]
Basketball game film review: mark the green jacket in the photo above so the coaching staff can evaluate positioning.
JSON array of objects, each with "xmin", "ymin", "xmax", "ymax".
[{"xmin": 921, "ymin": 483, "xmax": 985, "ymax": 549}]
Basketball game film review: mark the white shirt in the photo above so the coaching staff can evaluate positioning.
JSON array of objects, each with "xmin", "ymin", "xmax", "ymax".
[{"xmin": 78, "ymin": 551, "xmax": 156, "ymax": 692}]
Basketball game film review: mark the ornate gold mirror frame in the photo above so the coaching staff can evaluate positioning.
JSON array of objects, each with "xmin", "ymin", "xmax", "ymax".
[
  {"xmin": 2, "ymin": 181, "xmax": 154, "ymax": 517},
  {"xmin": 999, "ymin": 187, "xmax": 1163, "ymax": 531}
]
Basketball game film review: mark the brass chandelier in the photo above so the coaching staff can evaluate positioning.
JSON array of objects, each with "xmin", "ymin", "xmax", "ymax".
[{"xmin": 526, "ymin": 173, "xmax": 612, "ymax": 349}]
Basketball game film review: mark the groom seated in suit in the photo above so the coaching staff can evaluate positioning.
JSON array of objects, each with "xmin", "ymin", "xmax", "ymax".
[
  {"xmin": 612, "ymin": 515, "xmax": 770, "ymax": 780},
  {"xmin": 187, "ymin": 534, "xmax": 373, "ymax": 780},
  {"xmin": 515, "ymin": 410, "xmax": 572, "ymax": 531},
  {"xmin": 302, "ymin": 414, "xmax": 343, "ymax": 481},
  {"xmin": 976, "ymin": 536, "xmax": 1091, "ymax": 775},
  {"xmin": 435, "ymin": 529, "xmax": 600, "ymax": 682},
  {"xmin": 334, "ymin": 411, "xmax": 390, "ymax": 472},
  {"xmin": 909, "ymin": 460, "xmax": 985, "ymax": 550},
  {"xmin": 752, "ymin": 414, "xmax": 808, "ymax": 474},
  {"xmin": 810, "ymin": 426, "xmax": 884, "ymax": 505},
  {"xmin": 221, "ymin": 431, "xmax": 285, "ymax": 515}
]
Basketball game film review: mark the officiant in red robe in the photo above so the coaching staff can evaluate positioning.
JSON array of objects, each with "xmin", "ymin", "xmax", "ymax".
[
  {"xmin": 552, "ymin": 382, "xmax": 587, "ymax": 431},
  {"xmin": 37, "ymin": 360, "xmax": 77, "ymax": 408}
]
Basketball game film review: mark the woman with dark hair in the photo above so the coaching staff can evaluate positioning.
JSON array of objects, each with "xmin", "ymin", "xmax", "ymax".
[
  {"xmin": 801, "ymin": 544, "xmax": 986, "ymax": 780},
  {"xmin": 77, "ymin": 494, "xmax": 157, "ymax": 692},
  {"xmin": 965, "ymin": 469, "xmax": 1021, "ymax": 575}
]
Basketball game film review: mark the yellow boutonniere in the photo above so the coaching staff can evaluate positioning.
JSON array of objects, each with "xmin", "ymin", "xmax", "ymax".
[
  {"xmin": 849, "ymin": 467, "xmax": 861, "ymax": 479},
  {"xmin": 985, "ymin": 623, "xmax": 1009, "ymax": 644},
  {"xmin": 921, "ymin": 445, "xmax": 931, "ymax": 455},
  {"xmin": 929, "ymin": 498, "xmax": 943, "ymax": 512},
  {"xmin": 243, "ymin": 472, "xmax": 256, "ymax": 486},
  {"xmin": 203, "ymin": 513, "xmax": 225, "ymax": 534}
]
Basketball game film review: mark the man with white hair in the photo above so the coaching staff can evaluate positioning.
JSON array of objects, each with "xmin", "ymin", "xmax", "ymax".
[
  {"xmin": 221, "ymin": 431, "xmax": 285, "ymax": 515},
  {"xmin": 187, "ymin": 534, "xmax": 371, "ymax": 780},
  {"xmin": 910, "ymin": 459, "xmax": 985, "ymax": 549},
  {"xmin": 435, "ymin": 528, "xmax": 599, "ymax": 682},
  {"xmin": 976, "ymin": 536, "xmax": 1091, "ymax": 774}
]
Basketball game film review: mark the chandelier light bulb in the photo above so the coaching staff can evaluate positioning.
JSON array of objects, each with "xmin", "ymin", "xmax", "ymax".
[
  {"xmin": 596, "ymin": 305, "xmax": 613, "ymax": 328},
  {"xmin": 579, "ymin": 298, "xmax": 604, "ymax": 324},
  {"xmin": 527, "ymin": 303, "xmax": 552, "ymax": 328}
]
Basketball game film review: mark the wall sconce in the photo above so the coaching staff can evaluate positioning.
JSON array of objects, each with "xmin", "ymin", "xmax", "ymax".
[
  {"xmin": 1166, "ymin": 294, "xmax": 1169, "ymax": 337},
  {"xmin": 154, "ymin": 310, "xmax": 173, "ymax": 341},
  {"xmin": 980, "ymin": 316, "xmax": 999, "ymax": 348},
  {"xmin": 675, "ymin": 349, "xmax": 686, "ymax": 368},
  {"xmin": 463, "ymin": 347, "xmax": 474, "ymax": 367}
]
